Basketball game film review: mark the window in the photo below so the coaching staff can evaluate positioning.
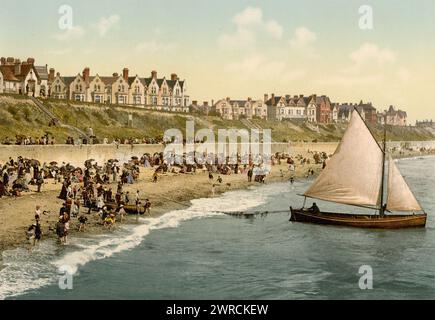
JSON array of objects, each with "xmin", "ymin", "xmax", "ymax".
[{"xmin": 151, "ymin": 87, "xmax": 156, "ymax": 94}]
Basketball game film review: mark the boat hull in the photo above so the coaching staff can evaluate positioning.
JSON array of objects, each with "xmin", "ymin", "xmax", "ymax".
[
  {"xmin": 290, "ymin": 207, "xmax": 426, "ymax": 229},
  {"xmin": 105, "ymin": 202, "xmax": 145, "ymax": 214}
]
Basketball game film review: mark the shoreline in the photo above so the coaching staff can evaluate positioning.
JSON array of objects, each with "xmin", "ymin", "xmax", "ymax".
[{"xmin": 1, "ymin": 148, "xmax": 434, "ymax": 267}]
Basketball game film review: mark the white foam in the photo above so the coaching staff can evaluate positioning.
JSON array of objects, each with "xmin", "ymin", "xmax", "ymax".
[{"xmin": 0, "ymin": 183, "xmax": 279, "ymax": 299}]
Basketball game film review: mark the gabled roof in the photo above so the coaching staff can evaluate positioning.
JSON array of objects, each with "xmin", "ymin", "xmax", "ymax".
[
  {"xmin": 0, "ymin": 65, "xmax": 19, "ymax": 81},
  {"xmin": 0, "ymin": 63, "xmax": 38, "ymax": 82},
  {"xmin": 157, "ymin": 78, "xmax": 165, "ymax": 87},
  {"xmin": 34, "ymin": 66, "xmax": 48, "ymax": 80},
  {"xmin": 100, "ymin": 76, "xmax": 117, "ymax": 86},
  {"xmin": 166, "ymin": 79, "xmax": 177, "ymax": 89},
  {"xmin": 143, "ymin": 77, "xmax": 154, "ymax": 86},
  {"xmin": 61, "ymin": 76, "xmax": 76, "ymax": 86},
  {"xmin": 265, "ymin": 96, "xmax": 283, "ymax": 106}
]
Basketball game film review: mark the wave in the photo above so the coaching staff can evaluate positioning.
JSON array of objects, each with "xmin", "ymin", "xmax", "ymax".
[{"xmin": 0, "ymin": 183, "xmax": 278, "ymax": 299}]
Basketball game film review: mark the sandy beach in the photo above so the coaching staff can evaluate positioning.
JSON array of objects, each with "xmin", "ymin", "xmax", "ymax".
[{"xmin": 0, "ymin": 144, "xmax": 434, "ymax": 264}]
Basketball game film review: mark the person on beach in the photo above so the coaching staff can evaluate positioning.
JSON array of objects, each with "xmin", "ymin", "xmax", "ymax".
[
  {"xmin": 118, "ymin": 204, "xmax": 126, "ymax": 223},
  {"xmin": 64, "ymin": 219, "xmax": 70, "ymax": 244},
  {"xmin": 152, "ymin": 171, "xmax": 158, "ymax": 183},
  {"xmin": 71, "ymin": 200, "xmax": 80, "ymax": 218},
  {"xmin": 104, "ymin": 214, "xmax": 115, "ymax": 230},
  {"xmin": 135, "ymin": 190, "xmax": 140, "ymax": 206},
  {"xmin": 247, "ymin": 168, "xmax": 253, "ymax": 182},
  {"xmin": 55, "ymin": 217, "xmax": 65, "ymax": 245},
  {"xmin": 33, "ymin": 221, "xmax": 42, "ymax": 247},
  {"xmin": 36, "ymin": 172, "xmax": 44, "ymax": 193},
  {"xmin": 144, "ymin": 199, "xmax": 151, "ymax": 215},
  {"xmin": 211, "ymin": 184, "xmax": 215, "ymax": 197},
  {"xmin": 35, "ymin": 205, "xmax": 42, "ymax": 222},
  {"xmin": 78, "ymin": 215, "xmax": 87, "ymax": 232}
]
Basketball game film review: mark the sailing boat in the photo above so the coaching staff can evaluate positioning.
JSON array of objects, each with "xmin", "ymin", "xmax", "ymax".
[{"xmin": 290, "ymin": 110, "xmax": 427, "ymax": 229}]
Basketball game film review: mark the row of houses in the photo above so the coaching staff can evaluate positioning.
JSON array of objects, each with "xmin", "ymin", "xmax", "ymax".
[
  {"xmin": 0, "ymin": 56, "xmax": 410, "ymax": 125},
  {"xmin": 209, "ymin": 93, "xmax": 408, "ymax": 126},
  {"xmin": 0, "ymin": 57, "xmax": 50, "ymax": 97},
  {"xmin": 0, "ymin": 57, "xmax": 190, "ymax": 111}
]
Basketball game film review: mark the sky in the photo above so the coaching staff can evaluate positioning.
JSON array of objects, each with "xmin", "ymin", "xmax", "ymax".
[{"xmin": 1, "ymin": 0, "xmax": 435, "ymax": 123}]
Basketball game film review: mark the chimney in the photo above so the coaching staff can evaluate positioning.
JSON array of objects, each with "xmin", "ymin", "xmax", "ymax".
[
  {"xmin": 294, "ymin": 95, "xmax": 298, "ymax": 98},
  {"xmin": 14, "ymin": 61, "xmax": 21, "ymax": 75},
  {"xmin": 299, "ymin": 94, "xmax": 303, "ymax": 98},
  {"xmin": 211, "ymin": 99, "xmax": 214, "ymax": 106},
  {"xmin": 49, "ymin": 68, "xmax": 55, "ymax": 82},
  {"xmin": 171, "ymin": 73, "xmax": 177, "ymax": 81},
  {"xmin": 113, "ymin": 72, "xmax": 119, "ymax": 78},
  {"xmin": 312, "ymin": 94, "xmax": 317, "ymax": 102},
  {"xmin": 226, "ymin": 97, "xmax": 230, "ymax": 102},
  {"xmin": 247, "ymin": 97, "xmax": 252, "ymax": 102},
  {"xmin": 82, "ymin": 67, "xmax": 90, "ymax": 82},
  {"xmin": 6, "ymin": 57, "xmax": 14, "ymax": 64},
  {"xmin": 203, "ymin": 101, "xmax": 209, "ymax": 107},
  {"xmin": 264, "ymin": 94, "xmax": 268, "ymax": 103},
  {"xmin": 0, "ymin": 57, "xmax": 5, "ymax": 65},
  {"xmin": 271, "ymin": 93, "xmax": 275, "ymax": 105},
  {"xmin": 122, "ymin": 68, "xmax": 129, "ymax": 81},
  {"xmin": 285, "ymin": 95, "xmax": 290, "ymax": 100},
  {"xmin": 192, "ymin": 100, "xmax": 198, "ymax": 106},
  {"xmin": 151, "ymin": 70, "xmax": 157, "ymax": 79},
  {"xmin": 56, "ymin": 72, "xmax": 60, "ymax": 76},
  {"xmin": 26, "ymin": 57, "xmax": 35, "ymax": 65}
]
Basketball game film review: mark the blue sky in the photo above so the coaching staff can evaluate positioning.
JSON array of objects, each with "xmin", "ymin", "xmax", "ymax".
[{"xmin": 1, "ymin": 0, "xmax": 435, "ymax": 122}]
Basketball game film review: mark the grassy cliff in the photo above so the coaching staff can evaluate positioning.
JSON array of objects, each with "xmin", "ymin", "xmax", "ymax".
[{"xmin": 0, "ymin": 94, "xmax": 434, "ymax": 143}]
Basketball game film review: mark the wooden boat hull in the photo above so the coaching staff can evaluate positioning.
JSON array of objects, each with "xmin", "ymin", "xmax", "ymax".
[
  {"xmin": 105, "ymin": 202, "xmax": 145, "ymax": 214},
  {"xmin": 290, "ymin": 207, "xmax": 426, "ymax": 229}
]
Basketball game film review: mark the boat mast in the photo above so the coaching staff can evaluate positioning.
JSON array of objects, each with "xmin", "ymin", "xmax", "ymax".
[{"xmin": 379, "ymin": 114, "xmax": 387, "ymax": 217}]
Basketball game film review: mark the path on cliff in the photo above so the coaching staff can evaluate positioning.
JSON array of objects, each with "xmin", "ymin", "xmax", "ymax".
[
  {"xmin": 240, "ymin": 118, "xmax": 276, "ymax": 142},
  {"xmin": 30, "ymin": 97, "xmax": 90, "ymax": 140}
]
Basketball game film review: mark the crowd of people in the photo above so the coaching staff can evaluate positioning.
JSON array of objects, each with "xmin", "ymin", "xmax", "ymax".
[
  {"xmin": 2, "ymin": 147, "xmax": 330, "ymax": 249},
  {"xmin": 2, "ymin": 133, "xmax": 55, "ymax": 146}
]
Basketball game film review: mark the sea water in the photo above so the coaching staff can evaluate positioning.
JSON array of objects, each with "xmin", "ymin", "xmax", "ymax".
[{"xmin": 1, "ymin": 156, "xmax": 435, "ymax": 299}]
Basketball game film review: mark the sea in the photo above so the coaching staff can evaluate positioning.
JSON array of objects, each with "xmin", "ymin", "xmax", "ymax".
[{"xmin": 1, "ymin": 156, "xmax": 434, "ymax": 300}]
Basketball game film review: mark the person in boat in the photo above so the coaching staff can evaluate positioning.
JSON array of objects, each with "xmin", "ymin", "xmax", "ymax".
[{"xmin": 309, "ymin": 202, "xmax": 320, "ymax": 214}]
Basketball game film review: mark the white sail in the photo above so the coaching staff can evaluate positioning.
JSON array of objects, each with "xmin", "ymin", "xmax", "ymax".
[
  {"xmin": 304, "ymin": 110, "xmax": 383, "ymax": 207},
  {"xmin": 387, "ymin": 156, "xmax": 422, "ymax": 211}
]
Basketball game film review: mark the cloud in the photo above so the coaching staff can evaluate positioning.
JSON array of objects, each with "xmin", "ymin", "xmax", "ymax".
[
  {"xmin": 233, "ymin": 6, "xmax": 263, "ymax": 27},
  {"xmin": 95, "ymin": 15, "xmax": 120, "ymax": 36},
  {"xmin": 349, "ymin": 42, "xmax": 396, "ymax": 69},
  {"xmin": 265, "ymin": 21, "xmax": 283, "ymax": 39},
  {"xmin": 226, "ymin": 54, "xmax": 305, "ymax": 80},
  {"xmin": 218, "ymin": 7, "xmax": 283, "ymax": 49},
  {"xmin": 45, "ymin": 48, "xmax": 72, "ymax": 56},
  {"xmin": 318, "ymin": 43, "xmax": 401, "ymax": 87},
  {"xmin": 289, "ymin": 27, "xmax": 316, "ymax": 48},
  {"xmin": 135, "ymin": 40, "xmax": 178, "ymax": 54},
  {"xmin": 53, "ymin": 26, "xmax": 85, "ymax": 41}
]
